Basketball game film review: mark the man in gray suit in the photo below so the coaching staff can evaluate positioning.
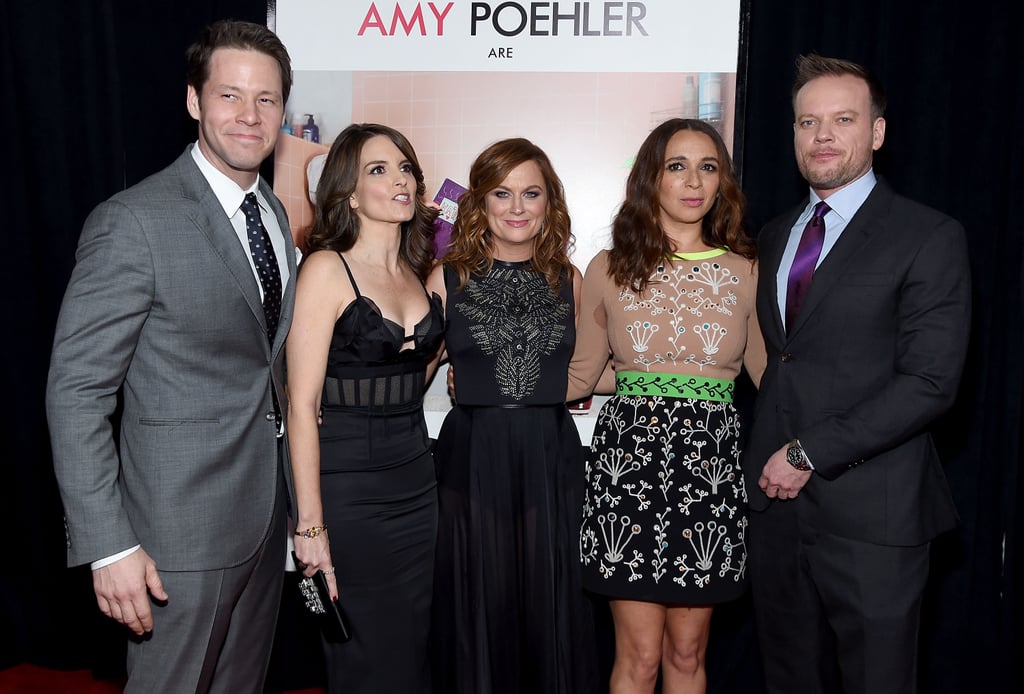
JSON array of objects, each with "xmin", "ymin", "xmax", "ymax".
[{"xmin": 46, "ymin": 20, "xmax": 295, "ymax": 693}]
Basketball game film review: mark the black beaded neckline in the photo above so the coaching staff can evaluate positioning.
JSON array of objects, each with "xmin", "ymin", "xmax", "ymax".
[{"xmin": 493, "ymin": 259, "xmax": 533, "ymax": 269}]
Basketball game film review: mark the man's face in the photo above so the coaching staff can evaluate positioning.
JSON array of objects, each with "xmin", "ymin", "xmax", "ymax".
[
  {"xmin": 186, "ymin": 48, "xmax": 285, "ymax": 189},
  {"xmin": 793, "ymin": 74, "xmax": 885, "ymax": 198}
]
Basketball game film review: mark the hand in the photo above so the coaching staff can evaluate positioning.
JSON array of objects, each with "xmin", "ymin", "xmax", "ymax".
[
  {"xmin": 758, "ymin": 444, "xmax": 813, "ymax": 500},
  {"xmin": 293, "ymin": 533, "xmax": 338, "ymax": 601},
  {"xmin": 92, "ymin": 548, "xmax": 167, "ymax": 635}
]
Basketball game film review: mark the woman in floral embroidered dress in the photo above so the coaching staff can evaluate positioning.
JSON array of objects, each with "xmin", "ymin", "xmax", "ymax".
[
  {"xmin": 568, "ymin": 119, "xmax": 766, "ymax": 694},
  {"xmin": 428, "ymin": 138, "xmax": 598, "ymax": 693}
]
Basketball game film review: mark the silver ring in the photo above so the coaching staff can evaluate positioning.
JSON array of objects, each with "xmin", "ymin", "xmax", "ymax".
[{"xmin": 323, "ymin": 567, "xmax": 336, "ymax": 576}]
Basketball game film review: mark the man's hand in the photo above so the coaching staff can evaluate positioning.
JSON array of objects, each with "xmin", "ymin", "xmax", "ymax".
[
  {"xmin": 92, "ymin": 548, "xmax": 167, "ymax": 635},
  {"xmin": 758, "ymin": 444, "xmax": 813, "ymax": 500}
]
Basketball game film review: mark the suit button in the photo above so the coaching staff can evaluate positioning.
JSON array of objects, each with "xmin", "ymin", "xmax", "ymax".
[
  {"xmin": 265, "ymin": 412, "xmax": 276, "ymax": 421},
  {"xmin": 781, "ymin": 352, "xmax": 793, "ymax": 362}
]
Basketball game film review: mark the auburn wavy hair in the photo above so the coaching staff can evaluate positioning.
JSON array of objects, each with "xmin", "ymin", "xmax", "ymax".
[
  {"xmin": 306, "ymin": 123, "xmax": 437, "ymax": 281},
  {"xmin": 443, "ymin": 138, "xmax": 573, "ymax": 291},
  {"xmin": 608, "ymin": 118, "xmax": 754, "ymax": 292}
]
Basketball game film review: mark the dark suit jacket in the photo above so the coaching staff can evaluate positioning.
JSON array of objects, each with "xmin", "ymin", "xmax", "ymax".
[
  {"xmin": 46, "ymin": 147, "xmax": 296, "ymax": 571},
  {"xmin": 744, "ymin": 178, "xmax": 970, "ymax": 546}
]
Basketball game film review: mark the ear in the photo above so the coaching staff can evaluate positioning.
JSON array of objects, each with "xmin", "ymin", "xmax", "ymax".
[
  {"xmin": 349, "ymin": 194, "xmax": 358, "ymax": 210},
  {"xmin": 186, "ymin": 85, "xmax": 201, "ymax": 121},
  {"xmin": 872, "ymin": 117, "xmax": 886, "ymax": 151}
]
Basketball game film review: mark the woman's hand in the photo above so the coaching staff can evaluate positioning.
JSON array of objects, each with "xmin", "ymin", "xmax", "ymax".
[{"xmin": 293, "ymin": 532, "xmax": 338, "ymax": 601}]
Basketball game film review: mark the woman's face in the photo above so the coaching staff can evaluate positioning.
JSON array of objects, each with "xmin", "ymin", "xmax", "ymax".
[
  {"xmin": 349, "ymin": 135, "xmax": 416, "ymax": 227},
  {"xmin": 657, "ymin": 129, "xmax": 721, "ymax": 234},
  {"xmin": 484, "ymin": 159, "xmax": 547, "ymax": 262}
]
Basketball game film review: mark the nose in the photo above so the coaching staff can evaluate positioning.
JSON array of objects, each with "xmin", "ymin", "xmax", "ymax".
[
  {"xmin": 510, "ymin": 195, "xmax": 524, "ymax": 214},
  {"xmin": 237, "ymin": 99, "xmax": 259, "ymax": 125},
  {"xmin": 685, "ymin": 169, "xmax": 703, "ymax": 189},
  {"xmin": 813, "ymin": 123, "xmax": 834, "ymax": 142}
]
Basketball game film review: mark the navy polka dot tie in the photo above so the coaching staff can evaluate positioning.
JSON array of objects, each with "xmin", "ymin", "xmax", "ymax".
[{"xmin": 241, "ymin": 193, "xmax": 283, "ymax": 343}]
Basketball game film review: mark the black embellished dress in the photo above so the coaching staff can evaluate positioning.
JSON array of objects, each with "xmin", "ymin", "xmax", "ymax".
[
  {"xmin": 318, "ymin": 255, "xmax": 443, "ymax": 694},
  {"xmin": 431, "ymin": 261, "xmax": 598, "ymax": 694}
]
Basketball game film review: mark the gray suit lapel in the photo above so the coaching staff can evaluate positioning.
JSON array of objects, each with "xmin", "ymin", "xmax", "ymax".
[
  {"xmin": 175, "ymin": 152, "xmax": 267, "ymax": 337},
  {"xmin": 260, "ymin": 177, "xmax": 296, "ymax": 358}
]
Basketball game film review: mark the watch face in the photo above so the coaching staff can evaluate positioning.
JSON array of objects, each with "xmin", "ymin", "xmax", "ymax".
[{"xmin": 787, "ymin": 444, "xmax": 810, "ymax": 471}]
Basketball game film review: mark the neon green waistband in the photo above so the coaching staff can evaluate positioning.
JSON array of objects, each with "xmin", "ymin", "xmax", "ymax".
[{"xmin": 615, "ymin": 371, "xmax": 734, "ymax": 403}]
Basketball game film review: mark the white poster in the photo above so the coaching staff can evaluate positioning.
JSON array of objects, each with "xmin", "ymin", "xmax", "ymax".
[{"xmin": 271, "ymin": 0, "xmax": 743, "ymax": 269}]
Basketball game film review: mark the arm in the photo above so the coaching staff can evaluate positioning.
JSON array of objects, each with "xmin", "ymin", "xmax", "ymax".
[
  {"xmin": 45, "ymin": 199, "xmax": 167, "ymax": 632},
  {"xmin": 567, "ymin": 252, "xmax": 614, "ymax": 402},
  {"xmin": 285, "ymin": 251, "xmax": 349, "ymax": 599},
  {"xmin": 424, "ymin": 262, "xmax": 448, "ymax": 385},
  {"xmin": 743, "ymin": 263, "xmax": 768, "ymax": 389}
]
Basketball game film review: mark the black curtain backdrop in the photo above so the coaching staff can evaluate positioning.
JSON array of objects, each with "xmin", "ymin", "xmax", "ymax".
[{"xmin": 3, "ymin": 1, "xmax": 1020, "ymax": 691}]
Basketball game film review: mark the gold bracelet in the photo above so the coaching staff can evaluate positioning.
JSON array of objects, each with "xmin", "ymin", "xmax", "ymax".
[{"xmin": 294, "ymin": 525, "xmax": 327, "ymax": 539}]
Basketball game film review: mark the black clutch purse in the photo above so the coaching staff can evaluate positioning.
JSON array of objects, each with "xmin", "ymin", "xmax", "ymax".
[{"xmin": 297, "ymin": 570, "xmax": 352, "ymax": 643}]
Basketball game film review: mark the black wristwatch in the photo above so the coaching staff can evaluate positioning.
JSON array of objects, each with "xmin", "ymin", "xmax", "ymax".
[{"xmin": 786, "ymin": 439, "xmax": 812, "ymax": 471}]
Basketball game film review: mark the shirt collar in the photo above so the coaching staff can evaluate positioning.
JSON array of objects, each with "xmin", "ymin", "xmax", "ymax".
[
  {"xmin": 190, "ymin": 142, "xmax": 263, "ymax": 217},
  {"xmin": 808, "ymin": 168, "xmax": 876, "ymax": 223}
]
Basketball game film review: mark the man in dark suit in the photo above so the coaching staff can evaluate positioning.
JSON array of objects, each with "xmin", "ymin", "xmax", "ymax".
[
  {"xmin": 46, "ymin": 21, "xmax": 296, "ymax": 693},
  {"xmin": 745, "ymin": 54, "xmax": 971, "ymax": 694}
]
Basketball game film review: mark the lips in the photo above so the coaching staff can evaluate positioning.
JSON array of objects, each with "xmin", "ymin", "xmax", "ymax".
[
  {"xmin": 811, "ymin": 149, "xmax": 841, "ymax": 160},
  {"xmin": 392, "ymin": 194, "xmax": 410, "ymax": 203},
  {"xmin": 504, "ymin": 219, "xmax": 530, "ymax": 228},
  {"xmin": 680, "ymin": 198, "xmax": 704, "ymax": 207}
]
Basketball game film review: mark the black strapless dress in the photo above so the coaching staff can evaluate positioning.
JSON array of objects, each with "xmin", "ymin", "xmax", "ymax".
[{"xmin": 317, "ymin": 254, "xmax": 443, "ymax": 694}]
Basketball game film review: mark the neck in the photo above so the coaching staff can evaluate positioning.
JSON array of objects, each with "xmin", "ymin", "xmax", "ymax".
[
  {"xmin": 662, "ymin": 225, "xmax": 710, "ymax": 255},
  {"xmin": 349, "ymin": 223, "xmax": 404, "ymax": 272}
]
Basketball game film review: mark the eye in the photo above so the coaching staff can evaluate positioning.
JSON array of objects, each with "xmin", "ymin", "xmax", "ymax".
[
  {"xmin": 493, "ymin": 190, "xmax": 510, "ymax": 199},
  {"xmin": 666, "ymin": 162, "xmax": 684, "ymax": 172},
  {"xmin": 523, "ymin": 190, "xmax": 542, "ymax": 199},
  {"xmin": 369, "ymin": 165, "xmax": 385, "ymax": 175},
  {"xmin": 700, "ymin": 162, "xmax": 718, "ymax": 173},
  {"xmin": 259, "ymin": 97, "xmax": 278, "ymax": 106},
  {"xmin": 222, "ymin": 93, "xmax": 239, "ymax": 102},
  {"xmin": 837, "ymin": 116, "xmax": 852, "ymax": 124},
  {"xmin": 799, "ymin": 118, "xmax": 816, "ymax": 128},
  {"xmin": 400, "ymin": 163, "xmax": 414, "ymax": 173}
]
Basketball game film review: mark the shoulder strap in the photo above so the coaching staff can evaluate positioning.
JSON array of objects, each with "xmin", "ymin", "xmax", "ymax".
[{"xmin": 337, "ymin": 253, "xmax": 361, "ymax": 298}]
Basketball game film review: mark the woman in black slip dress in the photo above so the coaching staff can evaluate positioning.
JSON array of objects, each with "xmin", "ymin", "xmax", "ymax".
[
  {"xmin": 427, "ymin": 138, "xmax": 598, "ymax": 694},
  {"xmin": 287, "ymin": 123, "xmax": 442, "ymax": 694}
]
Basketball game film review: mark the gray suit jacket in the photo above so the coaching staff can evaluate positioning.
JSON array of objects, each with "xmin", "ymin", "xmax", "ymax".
[
  {"xmin": 46, "ymin": 147, "xmax": 296, "ymax": 571},
  {"xmin": 745, "ymin": 178, "xmax": 970, "ymax": 546}
]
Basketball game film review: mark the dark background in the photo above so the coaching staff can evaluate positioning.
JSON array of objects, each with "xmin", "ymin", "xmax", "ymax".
[{"xmin": 3, "ymin": 0, "xmax": 1020, "ymax": 691}]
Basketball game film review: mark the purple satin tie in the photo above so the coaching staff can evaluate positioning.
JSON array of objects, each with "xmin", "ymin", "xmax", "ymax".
[{"xmin": 785, "ymin": 200, "xmax": 830, "ymax": 330}]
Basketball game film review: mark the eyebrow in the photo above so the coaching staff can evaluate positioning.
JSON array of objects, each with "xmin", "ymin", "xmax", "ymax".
[
  {"xmin": 363, "ymin": 159, "xmax": 412, "ymax": 168},
  {"xmin": 666, "ymin": 155, "xmax": 720, "ymax": 163}
]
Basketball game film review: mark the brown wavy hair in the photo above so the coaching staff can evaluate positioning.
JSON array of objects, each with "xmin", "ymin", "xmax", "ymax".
[
  {"xmin": 306, "ymin": 123, "xmax": 437, "ymax": 281},
  {"xmin": 444, "ymin": 138, "xmax": 573, "ymax": 291},
  {"xmin": 608, "ymin": 118, "xmax": 754, "ymax": 292}
]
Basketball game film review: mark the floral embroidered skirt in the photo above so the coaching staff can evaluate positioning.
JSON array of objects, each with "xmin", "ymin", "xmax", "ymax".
[{"xmin": 580, "ymin": 394, "xmax": 748, "ymax": 604}]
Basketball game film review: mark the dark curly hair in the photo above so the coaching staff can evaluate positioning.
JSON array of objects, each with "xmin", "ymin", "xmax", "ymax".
[
  {"xmin": 443, "ymin": 138, "xmax": 573, "ymax": 292},
  {"xmin": 608, "ymin": 118, "xmax": 754, "ymax": 292},
  {"xmin": 306, "ymin": 123, "xmax": 437, "ymax": 281}
]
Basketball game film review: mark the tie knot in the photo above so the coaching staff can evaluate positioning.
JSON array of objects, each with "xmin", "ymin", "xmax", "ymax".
[
  {"xmin": 812, "ymin": 200, "xmax": 831, "ymax": 219},
  {"xmin": 242, "ymin": 192, "xmax": 259, "ymax": 212}
]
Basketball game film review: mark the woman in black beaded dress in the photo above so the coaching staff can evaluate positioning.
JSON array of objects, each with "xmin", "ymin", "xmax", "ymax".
[
  {"xmin": 427, "ymin": 138, "xmax": 598, "ymax": 693},
  {"xmin": 287, "ymin": 123, "xmax": 442, "ymax": 693}
]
